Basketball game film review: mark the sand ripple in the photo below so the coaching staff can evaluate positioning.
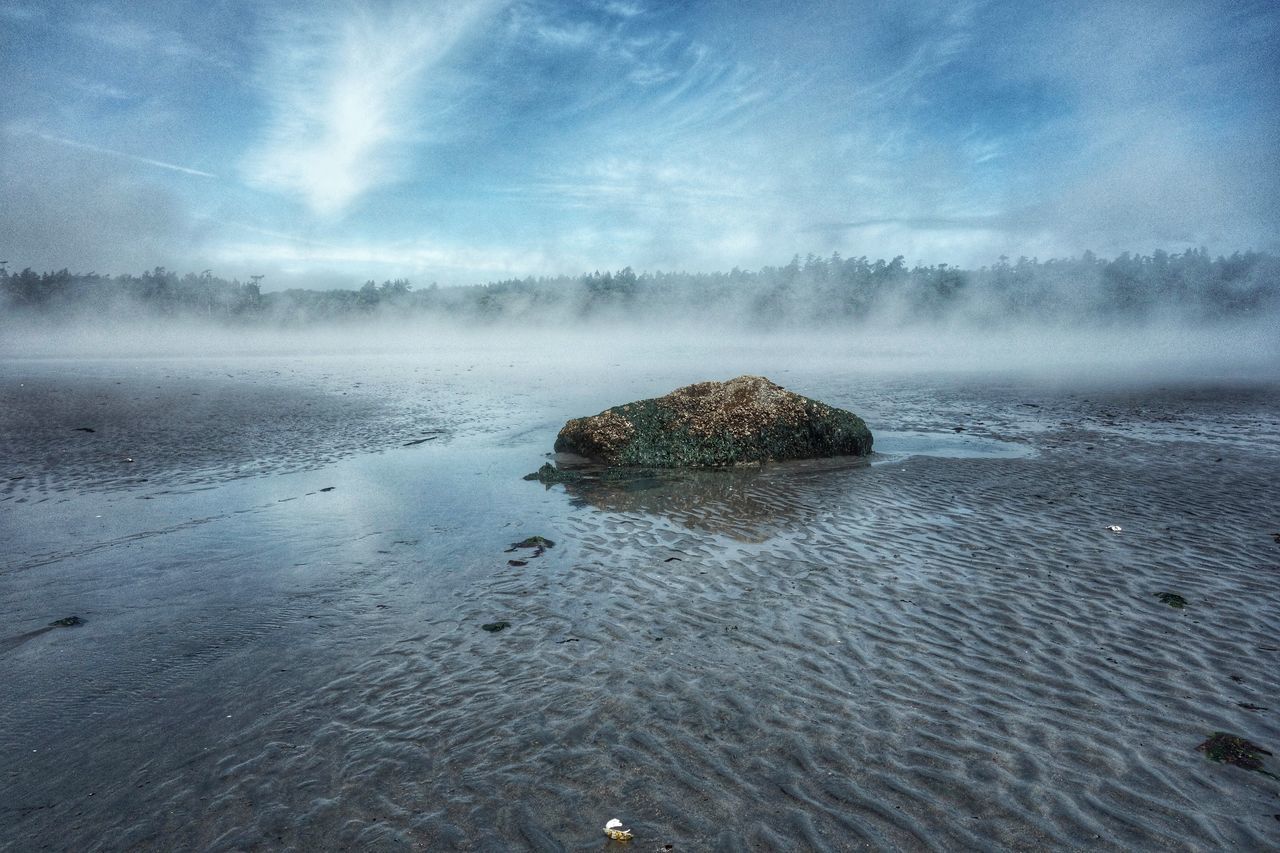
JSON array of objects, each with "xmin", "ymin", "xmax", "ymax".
[{"xmin": 2, "ymin": 366, "xmax": 1278, "ymax": 850}]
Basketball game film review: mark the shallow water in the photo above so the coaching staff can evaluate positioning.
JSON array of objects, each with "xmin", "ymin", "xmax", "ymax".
[
  {"xmin": 2, "ymin": 349, "xmax": 1279, "ymax": 851},
  {"xmin": 871, "ymin": 431, "xmax": 1035, "ymax": 462}
]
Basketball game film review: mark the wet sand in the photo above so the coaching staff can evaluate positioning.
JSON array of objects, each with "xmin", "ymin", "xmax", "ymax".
[{"xmin": 1, "ymin": 352, "xmax": 1279, "ymax": 851}]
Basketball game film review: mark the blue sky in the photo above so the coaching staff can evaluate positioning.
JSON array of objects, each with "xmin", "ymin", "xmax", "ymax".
[{"xmin": 1, "ymin": 0, "xmax": 1277, "ymax": 287}]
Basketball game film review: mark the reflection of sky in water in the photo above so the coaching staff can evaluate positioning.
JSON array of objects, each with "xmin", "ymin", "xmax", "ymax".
[
  {"xmin": 872, "ymin": 430, "xmax": 1036, "ymax": 463},
  {"xmin": 3, "ymin": 439, "xmax": 572, "ymax": 631}
]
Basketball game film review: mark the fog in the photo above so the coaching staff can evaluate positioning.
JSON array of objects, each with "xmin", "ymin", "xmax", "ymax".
[
  {"xmin": 3, "ymin": 246, "xmax": 1277, "ymax": 388},
  {"xmin": 2, "ymin": 313, "xmax": 1275, "ymax": 393}
]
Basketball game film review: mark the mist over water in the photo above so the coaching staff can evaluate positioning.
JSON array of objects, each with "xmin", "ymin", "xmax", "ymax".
[
  {"xmin": 4, "ymin": 246, "xmax": 1276, "ymax": 387},
  {"xmin": 3, "ymin": 315, "xmax": 1276, "ymax": 390}
]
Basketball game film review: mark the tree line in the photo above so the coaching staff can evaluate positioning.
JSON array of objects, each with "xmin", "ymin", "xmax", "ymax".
[{"xmin": 2, "ymin": 248, "xmax": 1277, "ymax": 326}]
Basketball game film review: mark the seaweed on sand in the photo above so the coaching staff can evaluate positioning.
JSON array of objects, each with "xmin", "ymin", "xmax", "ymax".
[
  {"xmin": 523, "ymin": 462, "xmax": 668, "ymax": 489},
  {"xmin": 523, "ymin": 463, "xmax": 582, "ymax": 484},
  {"xmin": 1197, "ymin": 732, "xmax": 1278, "ymax": 779},
  {"xmin": 508, "ymin": 536, "xmax": 555, "ymax": 550}
]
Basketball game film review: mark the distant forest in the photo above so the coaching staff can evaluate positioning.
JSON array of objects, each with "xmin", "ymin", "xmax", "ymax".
[{"xmin": 2, "ymin": 249, "xmax": 1277, "ymax": 326}]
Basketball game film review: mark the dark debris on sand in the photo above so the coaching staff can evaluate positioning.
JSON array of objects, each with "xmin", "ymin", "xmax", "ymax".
[
  {"xmin": 523, "ymin": 463, "xmax": 582, "ymax": 485},
  {"xmin": 506, "ymin": 536, "xmax": 555, "ymax": 552},
  {"xmin": 1155, "ymin": 592, "xmax": 1188, "ymax": 608},
  {"xmin": 523, "ymin": 462, "xmax": 669, "ymax": 488},
  {"xmin": 48, "ymin": 616, "xmax": 84, "ymax": 628},
  {"xmin": 481, "ymin": 622, "xmax": 511, "ymax": 633},
  {"xmin": 1197, "ymin": 733, "xmax": 1277, "ymax": 778},
  {"xmin": 502, "ymin": 535, "xmax": 555, "ymax": 565}
]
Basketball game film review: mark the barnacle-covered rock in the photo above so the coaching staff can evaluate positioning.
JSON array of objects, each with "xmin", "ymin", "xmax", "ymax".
[{"xmin": 554, "ymin": 375, "xmax": 872, "ymax": 467}]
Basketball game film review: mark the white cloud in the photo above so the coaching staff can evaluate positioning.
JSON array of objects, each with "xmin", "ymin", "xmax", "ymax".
[{"xmin": 243, "ymin": 1, "xmax": 498, "ymax": 217}]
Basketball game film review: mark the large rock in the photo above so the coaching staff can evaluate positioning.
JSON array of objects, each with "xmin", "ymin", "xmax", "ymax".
[{"xmin": 554, "ymin": 375, "xmax": 872, "ymax": 467}]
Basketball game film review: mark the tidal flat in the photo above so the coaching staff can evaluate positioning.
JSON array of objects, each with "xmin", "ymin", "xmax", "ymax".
[{"xmin": 2, "ymin": 335, "xmax": 1279, "ymax": 851}]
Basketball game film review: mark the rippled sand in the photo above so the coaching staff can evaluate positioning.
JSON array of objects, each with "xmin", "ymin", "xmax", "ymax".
[{"xmin": 2, "ymin": 352, "xmax": 1279, "ymax": 851}]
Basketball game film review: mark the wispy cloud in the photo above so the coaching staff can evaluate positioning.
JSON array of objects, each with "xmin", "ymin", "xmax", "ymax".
[
  {"xmin": 0, "ymin": 2, "xmax": 41, "ymax": 22},
  {"xmin": 70, "ymin": 7, "xmax": 234, "ymax": 70},
  {"xmin": 596, "ymin": 0, "xmax": 645, "ymax": 18},
  {"xmin": 502, "ymin": 156, "xmax": 754, "ymax": 210},
  {"xmin": 243, "ymin": 1, "xmax": 498, "ymax": 217},
  {"xmin": 65, "ymin": 77, "xmax": 136, "ymax": 101},
  {"xmin": 14, "ymin": 127, "xmax": 217, "ymax": 177},
  {"xmin": 212, "ymin": 237, "xmax": 566, "ymax": 283}
]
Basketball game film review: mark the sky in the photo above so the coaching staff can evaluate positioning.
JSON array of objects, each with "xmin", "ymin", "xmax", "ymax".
[{"xmin": 1, "ymin": 0, "xmax": 1277, "ymax": 288}]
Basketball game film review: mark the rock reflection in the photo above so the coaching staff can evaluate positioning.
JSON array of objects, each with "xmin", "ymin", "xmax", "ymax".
[{"xmin": 530, "ymin": 456, "xmax": 871, "ymax": 542}]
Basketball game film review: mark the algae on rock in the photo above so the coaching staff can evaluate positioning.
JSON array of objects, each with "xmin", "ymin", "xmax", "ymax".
[{"xmin": 553, "ymin": 375, "xmax": 872, "ymax": 467}]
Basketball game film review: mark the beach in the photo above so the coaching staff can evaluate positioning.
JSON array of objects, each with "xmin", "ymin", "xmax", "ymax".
[{"xmin": 2, "ymin": 343, "xmax": 1278, "ymax": 851}]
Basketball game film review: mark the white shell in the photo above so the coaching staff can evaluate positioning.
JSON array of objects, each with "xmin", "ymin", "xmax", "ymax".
[
  {"xmin": 605, "ymin": 819, "xmax": 624, "ymax": 830},
  {"xmin": 1106, "ymin": 525, "xmax": 1122, "ymax": 532}
]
